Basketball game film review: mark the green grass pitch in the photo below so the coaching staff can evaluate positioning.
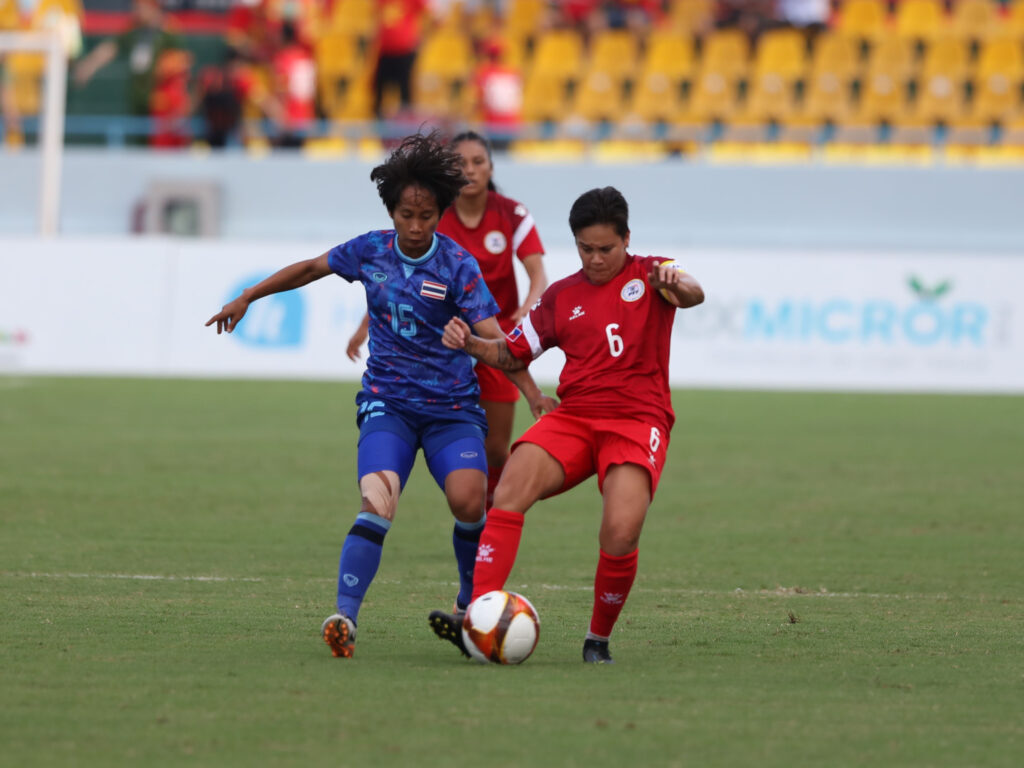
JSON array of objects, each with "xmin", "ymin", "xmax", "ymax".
[{"xmin": 1, "ymin": 376, "xmax": 1022, "ymax": 767}]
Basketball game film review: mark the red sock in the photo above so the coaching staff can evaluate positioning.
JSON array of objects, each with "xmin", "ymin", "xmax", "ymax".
[
  {"xmin": 486, "ymin": 464, "xmax": 503, "ymax": 509},
  {"xmin": 589, "ymin": 549, "xmax": 639, "ymax": 639},
  {"xmin": 470, "ymin": 508, "xmax": 524, "ymax": 602}
]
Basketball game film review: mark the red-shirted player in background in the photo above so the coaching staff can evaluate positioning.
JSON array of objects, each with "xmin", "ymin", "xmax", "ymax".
[
  {"xmin": 348, "ymin": 131, "xmax": 548, "ymax": 508},
  {"xmin": 429, "ymin": 186, "xmax": 705, "ymax": 664}
]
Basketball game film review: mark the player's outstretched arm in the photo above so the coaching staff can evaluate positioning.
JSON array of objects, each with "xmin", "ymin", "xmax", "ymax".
[
  {"xmin": 206, "ymin": 253, "xmax": 332, "ymax": 334},
  {"xmin": 472, "ymin": 316, "xmax": 558, "ymax": 418},
  {"xmin": 647, "ymin": 263, "xmax": 705, "ymax": 309},
  {"xmin": 442, "ymin": 317, "xmax": 526, "ymax": 372}
]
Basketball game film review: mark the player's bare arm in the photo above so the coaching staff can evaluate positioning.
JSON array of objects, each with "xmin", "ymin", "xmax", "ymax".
[
  {"xmin": 206, "ymin": 253, "xmax": 332, "ymax": 334},
  {"xmin": 512, "ymin": 253, "xmax": 547, "ymax": 323},
  {"xmin": 648, "ymin": 263, "xmax": 705, "ymax": 309},
  {"xmin": 443, "ymin": 317, "xmax": 526, "ymax": 371},
  {"xmin": 470, "ymin": 316, "xmax": 558, "ymax": 418}
]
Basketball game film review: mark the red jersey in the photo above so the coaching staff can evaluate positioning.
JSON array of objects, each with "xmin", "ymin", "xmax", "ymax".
[
  {"xmin": 273, "ymin": 44, "xmax": 317, "ymax": 127},
  {"xmin": 438, "ymin": 191, "xmax": 544, "ymax": 330},
  {"xmin": 507, "ymin": 254, "xmax": 677, "ymax": 432}
]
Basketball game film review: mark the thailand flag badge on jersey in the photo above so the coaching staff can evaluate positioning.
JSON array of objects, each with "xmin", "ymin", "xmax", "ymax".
[{"xmin": 420, "ymin": 280, "xmax": 448, "ymax": 300}]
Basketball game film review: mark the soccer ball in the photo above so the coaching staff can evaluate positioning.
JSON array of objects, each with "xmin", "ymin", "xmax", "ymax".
[{"xmin": 462, "ymin": 590, "xmax": 540, "ymax": 665}]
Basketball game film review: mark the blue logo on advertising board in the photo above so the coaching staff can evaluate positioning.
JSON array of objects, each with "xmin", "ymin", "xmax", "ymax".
[{"xmin": 226, "ymin": 274, "xmax": 304, "ymax": 348}]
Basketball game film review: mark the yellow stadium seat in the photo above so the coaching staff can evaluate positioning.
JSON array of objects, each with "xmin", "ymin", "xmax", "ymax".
[
  {"xmin": 627, "ymin": 71, "xmax": 684, "ymax": 124},
  {"xmin": 810, "ymin": 32, "xmax": 862, "ymax": 81},
  {"xmin": 913, "ymin": 71, "xmax": 968, "ymax": 124},
  {"xmin": 975, "ymin": 37, "xmax": 1024, "ymax": 81},
  {"xmin": 528, "ymin": 28, "xmax": 584, "ymax": 82},
  {"xmin": 328, "ymin": 0, "xmax": 375, "ymax": 39},
  {"xmin": 921, "ymin": 36, "xmax": 970, "ymax": 81},
  {"xmin": 836, "ymin": 0, "xmax": 889, "ymax": 42},
  {"xmin": 328, "ymin": 69, "xmax": 375, "ymax": 122},
  {"xmin": 894, "ymin": 0, "xmax": 947, "ymax": 41},
  {"xmin": 571, "ymin": 70, "xmax": 628, "ymax": 123},
  {"xmin": 521, "ymin": 70, "xmax": 568, "ymax": 123},
  {"xmin": 856, "ymin": 61, "xmax": 913, "ymax": 124},
  {"xmin": 5, "ymin": 51, "xmax": 45, "ymax": 115},
  {"xmin": 681, "ymin": 69, "xmax": 741, "ymax": 123},
  {"xmin": 641, "ymin": 28, "xmax": 697, "ymax": 83},
  {"xmin": 1007, "ymin": 1, "xmax": 1024, "ymax": 39},
  {"xmin": 587, "ymin": 29, "xmax": 639, "ymax": 83},
  {"xmin": 739, "ymin": 72, "xmax": 799, "ymax": 123},
  {"xmin": 865, "ymin": 34, "xmax": 917, "ymax": 82},
  {"xmin": 665, "ymin": 0, "xmax": 715, "ymax": 36},
  {"xmin": 752, "ymin": 27, "xmax": 808, "ymax": 81},
  {"xmin": 414, "ymin": 31, "xmax": 475, "ymax": 118},
  {"xmin": 949, "ymin": 0, "xmax": 999, "ymax": 42},
  {"xmin": 969, "ymin": 39, "xmax": 1024, "ymax": 124},
  {"xmin": 699, "ymin": 29, "xmax": 750, "ymax": 81},
  {"xmin": 0, "ymin": 0, "xmax": 23, "ymax": 30},
  {"xmin": 316, "ymin": 32, "xmax": 363, "ymax": 115},
  {"xmin": 799, "ymin": 70, "xmax": 856, "ymax": 123},
  {"xmin": 504, "ymin": 0, "xmax": 547, "ymax": 43}
]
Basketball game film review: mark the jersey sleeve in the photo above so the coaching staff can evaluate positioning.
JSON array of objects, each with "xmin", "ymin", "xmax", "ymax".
[
  {"xmin": 326, "ymin": 234, "xmax": 365, "ymax": 283},
  {"xmin": 506, "ymin": 287, "xmax": 557, "ymax": 363},
  {"xmin": 507, "ymin": 198, "xmax": 544, "ymax": 259}
]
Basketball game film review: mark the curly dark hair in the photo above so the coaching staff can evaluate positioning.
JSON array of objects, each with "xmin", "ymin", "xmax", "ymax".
[
  {"xmin": 370, "ymin": 131, "xmax": 467, "ymax": 215},
  {"xmin": 568, "ymin": 186, "xmax": 630, "ymax": 238}
]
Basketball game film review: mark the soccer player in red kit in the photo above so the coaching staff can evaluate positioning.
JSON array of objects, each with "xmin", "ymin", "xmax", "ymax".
[
  {"xmin": 429, "ymin": 186, "xmax": 705, "ymax": 663},
  {"xmin": 349, "ymin": 131, "xmax": 548, "ymax": 508}
]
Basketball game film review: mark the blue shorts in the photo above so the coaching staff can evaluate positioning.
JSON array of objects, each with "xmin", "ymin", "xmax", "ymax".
[{"xmin": 355, "ymin": 394, "xmax": 488, "ymax": 490}]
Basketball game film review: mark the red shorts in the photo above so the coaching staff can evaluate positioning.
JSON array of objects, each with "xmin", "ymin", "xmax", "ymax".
[
  {"xmin": 475, "ymin": 360, "xmax": 520, "ymax": 403},
  {"xmin": 512, "ymin": 410, "xmax": 670, "ymax": 496}
]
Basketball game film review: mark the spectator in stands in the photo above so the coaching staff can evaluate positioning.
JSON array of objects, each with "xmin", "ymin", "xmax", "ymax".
[
  {"xmin": 472, "ymin": 36, "xmax": 523, "ymax": 146},
  {"xmin": 72, "ymin": 0, "xmax": 184, "ymax": 142},
  {"xmin": 269, "ymin": 19, "xmax": 316, "ymax": 147},
  {"xmin": 149, "ymin": 47, "xmax": 193, "ymax": 149},
  {"xmin": 197, "ymin": 48, "xmax": 275, "ymax": 148},
  {"xmin": 373, "ymin": 0, "xmax": 430, "ymax": 119},
  {"xmin": 713, "ymin": 0, "xmax": 777, "ymax": 43}
]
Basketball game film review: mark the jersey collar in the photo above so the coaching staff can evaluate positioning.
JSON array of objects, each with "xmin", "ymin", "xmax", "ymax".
[{"xmin": 394, "ymin": 233, "xmax": 439, "ymax": 266}]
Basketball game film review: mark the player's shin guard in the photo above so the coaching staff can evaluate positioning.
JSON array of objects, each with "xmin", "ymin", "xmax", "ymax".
[
  {"xmin": 336, "ymin": 512, "xmax": 390, "ymax": 623},
  {"xmin": 588, "ymin": 548, "xmax": 639, "ymax": 640},
  {"xmin": 452, "ymin": 515, "xmax": 486, "ymax": 610},
  {"xmin": 469, "ymin": 508, "xmax": 524, "ymax": 602}
]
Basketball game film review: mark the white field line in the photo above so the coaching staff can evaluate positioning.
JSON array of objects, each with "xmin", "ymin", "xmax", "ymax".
[{"xmin": 3, "ymin": 571, "xmax": 960, "ymax": 601}]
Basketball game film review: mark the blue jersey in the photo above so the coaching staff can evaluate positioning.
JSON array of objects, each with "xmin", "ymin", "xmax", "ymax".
[{"xmin": 328, "ymin": 230, "xmax": 501, "ymax": 409}]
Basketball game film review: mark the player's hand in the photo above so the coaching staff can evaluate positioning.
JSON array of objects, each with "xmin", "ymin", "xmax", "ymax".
[
  {"xmin": 442, "ymin": 316, "xmax": 472, "ymax": 350},
  {"xmin": 346, "ymin": 331, "xmax": 367, "ymax": 361},
  {"xmin": 647, "ymin": 262, "xmax": 682, "ymax": 294},
  {"xmin": 511, "ymin": 304, "xmax": 530, "ymax": 324},
  {"xmin": 206, "ymin": 296, "xmax": 249, "ymax": 334},
  {"xmin": 527, "ymin": 392, "xmax": 559, "ymax": 420}
]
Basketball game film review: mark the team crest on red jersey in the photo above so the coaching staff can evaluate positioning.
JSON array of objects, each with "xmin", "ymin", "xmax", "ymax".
[
  {"xmin": 484, "ymin": 230, "xmax": 507, "ymax": 254},
  {"xmin": 621, "ymin": 278, "xmax": 646, "ymax": 302}
]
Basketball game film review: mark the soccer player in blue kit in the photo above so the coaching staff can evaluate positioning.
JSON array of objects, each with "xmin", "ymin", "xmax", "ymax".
[{"xmin": 206, "ymin": 132, "xmax": 555, "ymax": 658}]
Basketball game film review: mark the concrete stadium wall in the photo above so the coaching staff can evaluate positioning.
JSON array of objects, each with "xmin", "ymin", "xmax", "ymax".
[{"xmin": 2, "ymin": 148, "xmax": 1024, "ymax": 252}]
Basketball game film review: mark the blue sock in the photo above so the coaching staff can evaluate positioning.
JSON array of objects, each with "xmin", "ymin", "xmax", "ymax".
[
  {"xmin": 336, "ymin": 512, "xmax": 391, "ymax": 624},
  {"xmin": 453, "ymin": 515, "xmax": 486, "ymax": 610}
]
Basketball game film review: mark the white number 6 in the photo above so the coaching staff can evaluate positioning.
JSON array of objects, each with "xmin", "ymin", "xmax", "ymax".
[
  {"xmin": 605, "ymin": 323, "xmax": 624, "ymax": 357},
  {"xmin": 650, "ymin": 427, "xmax": 661, "ymax": 452}
]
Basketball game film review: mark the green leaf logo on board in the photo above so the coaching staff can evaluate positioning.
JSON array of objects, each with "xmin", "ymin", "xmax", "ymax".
[{"xmin": 908, "ymin": 276, "xmax": 952, "ymax": 302}]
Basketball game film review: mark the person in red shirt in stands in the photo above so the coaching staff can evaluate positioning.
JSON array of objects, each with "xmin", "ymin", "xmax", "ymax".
[
  {"xmin": 472, "ymin": 38, "xmax": 523, "ymax": 145},
  {"xmin": 270, "ymin": 19, "xmax": 316, "ymax": 147},
  {"xmin": 429, "ymin": 186, "xmax": 705, "ymax": 664},
  {"xmin": 373, "ymin": 0, "xmax": 429, "ymax": 118},
  {"xmin": 347, "ymin": 131, "xmax": 548, "ymax": 509}
]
